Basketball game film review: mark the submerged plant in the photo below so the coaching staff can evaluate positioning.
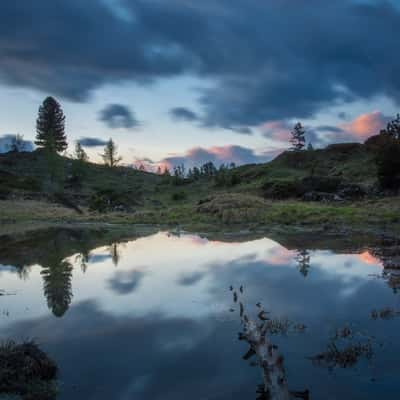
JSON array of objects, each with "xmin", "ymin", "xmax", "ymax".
[
  {"xmin": 370, "ymin": 307, "xmax": 400, "ymax": 320},
  {"xmin": 309, "ymin": 326, "xmax": 374, "ymax": 370}
]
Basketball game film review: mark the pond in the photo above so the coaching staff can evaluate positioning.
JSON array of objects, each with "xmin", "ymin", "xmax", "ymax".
[{"xmin": 0, "ymin": 228, "xmax": 399, "ymax": 399}]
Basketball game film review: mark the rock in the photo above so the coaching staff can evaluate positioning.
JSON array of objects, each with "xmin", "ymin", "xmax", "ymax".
[
  {"xmin": 302, "ymin": 191, "xmax": 343, "ymax": 202},
  {"xmin": 337, "ymin": 183, "xmax": 366, "ymax": 199}
]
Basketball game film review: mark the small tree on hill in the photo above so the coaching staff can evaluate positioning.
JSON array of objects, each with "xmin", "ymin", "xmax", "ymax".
[
  {"xmin": 380, "ymin": 114, "xmax": 400, "ymax": 140},
  {"xmin": 35, "ymin": 97, "xmax": 67, "ymax": 153},
  {"xmin": 375, "ymin": 114, "xmax": 400, "ymax": 190},
  {"xmin": 74, "ymin": 141, "xmax": 88, "ymax": 162},
  {"xmin": 376, "ymin": 137, "xmax": 400, "ymax": 190},
  {"xmin": 101, "ymin": 138, "xmax": 122, "ymax": 167},
  {"xmin": 290, "ymin": 122, "xmax": 305, "ymax": 151},
  {"xmin": 70, "ymin": 141, "xmax": 88, "ymax": 185},
  {"xmin": 8, "ymin": 134, "xmax": 26, "ymax": 152}
]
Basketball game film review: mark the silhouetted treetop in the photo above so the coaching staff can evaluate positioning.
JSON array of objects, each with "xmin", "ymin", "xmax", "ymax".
[
  {"xmin": 35, "ymin": 96, "xmax": 67, "ymax": 153},
  {"xmin": 290, "ymin": 122, "xmax": 306, "ymax": 151}
]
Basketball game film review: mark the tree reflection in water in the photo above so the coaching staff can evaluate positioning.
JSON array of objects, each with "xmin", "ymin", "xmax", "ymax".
[
  {"xmin": 295, "ymin": 250, "xmax": 311, "ymax": 278},
  {"xmin": 109, "ymin": 243, "xmax": 120, "ymax": 267},
  {"xmin": 40, "ymin": 256, "xmax": 73, "ymax": 318}
]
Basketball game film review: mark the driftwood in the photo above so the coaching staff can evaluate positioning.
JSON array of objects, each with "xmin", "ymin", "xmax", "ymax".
[{"xmin": 232, "ymin": 288, "xmax": 309, "ymax": 400}]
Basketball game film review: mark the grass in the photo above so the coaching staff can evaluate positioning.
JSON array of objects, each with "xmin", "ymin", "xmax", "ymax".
[
  {"xmin": 2, "ymin": 194, "xmax": 400, "ymax": 235},
  {"xmin": 0, "ymin": 144, "xmax": 399, "ymax": 235}
]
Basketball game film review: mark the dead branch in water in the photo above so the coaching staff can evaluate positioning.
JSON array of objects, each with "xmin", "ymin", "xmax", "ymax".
[{"xmin": 232, "ymin": 287, "xmax": 309, "ymax": 400}]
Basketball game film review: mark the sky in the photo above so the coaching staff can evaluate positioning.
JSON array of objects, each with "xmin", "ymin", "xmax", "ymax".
[{"xmin": 0, "ymin": 0, "xmax": 399, "ymax": 169}]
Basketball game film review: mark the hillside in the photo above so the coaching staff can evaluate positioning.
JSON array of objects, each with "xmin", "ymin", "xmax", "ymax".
[
  {"xmin": 0, "ymin": 149, "xmax": 162, "ymax": 207},
  {"xmin": 232, "ymin": 142, "xmax": 376, "ymax": 191},
  {"xmin": 0, "ymin": 141, "xmax": 377, "ymax": 203},
  {"xmin": 1, "ymin": 140, "xmax": 399, "ymax": 235}
]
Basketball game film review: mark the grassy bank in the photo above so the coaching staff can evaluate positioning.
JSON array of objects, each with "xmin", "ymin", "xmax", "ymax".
[{"xmin": 1, "ymin": 194, "xmax": 400, "ymax": 235}]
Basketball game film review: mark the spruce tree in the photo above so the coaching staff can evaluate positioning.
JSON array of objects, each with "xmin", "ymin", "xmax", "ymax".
[
  {"xmin": 35, "ymin": 96, "xmax": 67, "ymax": 153},
  {"xmin": 290, "ymin": 122, "xmax": 306, "ymax": 151}
]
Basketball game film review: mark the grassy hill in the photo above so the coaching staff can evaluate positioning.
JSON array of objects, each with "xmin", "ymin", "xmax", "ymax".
[{"xmin": 0, "ymin": 141, "xmax": 399, "ymax": 235}]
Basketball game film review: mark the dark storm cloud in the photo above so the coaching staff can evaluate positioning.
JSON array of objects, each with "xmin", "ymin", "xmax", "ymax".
[
  {"xmin": 1, "ymin": 0, "xmax": 400, "ymax": 130},
  {"xmin": 98, "ymin": 104, "xmax": 139, "ymax": 129},
  {"xmin": 108, "ymin": 270, "xmax": 146, "ymax": 295},
  {"xmin": 170, "ymin": 107, "xmax": 199, "ymax": 122},
  {"xmin": 177, "ymin": 271, "xmax": 205, "ymax": 286},
  {"xmin": 78, "ymin": 137, "xmax": 108, "ymax": 147},
  {"xmin": 315, "ymin": 126, "xmax": 345, "ymax": 133}
]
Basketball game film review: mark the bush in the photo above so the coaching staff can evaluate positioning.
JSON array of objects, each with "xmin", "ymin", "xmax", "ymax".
[
  {"xmin": 262, "ymin": 180, "xmax": 303, "ymax": 199},
  {"xmin": 376, "ymin": 139, "xmax": 400, "ymax": 190},
  {"xmin": 89, "ymin": 189, "xmax": 137, "ymax": 212},
  {"xmin": 301, "ymin": 176, "xmax": 341, "ymax": 193},
  {"xmin": 171, "ymin": 191, "xmax": 187, "ymax": 201},
  {"xmin": 214, "ymin": 171, "xmax": 241, "ymax": 187}
]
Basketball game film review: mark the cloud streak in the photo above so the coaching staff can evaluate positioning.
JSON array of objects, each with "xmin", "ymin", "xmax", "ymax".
[
  {"xmin": 98, "ymin": 104, "xmax": 139, "ymax": 129},
  {"xmin": 170, "ymin": 107, "xmax": 199, "ymax": 122},
  {"xmin": 78, "ymin": 137, "xmax": 108, "ymax": 147}
]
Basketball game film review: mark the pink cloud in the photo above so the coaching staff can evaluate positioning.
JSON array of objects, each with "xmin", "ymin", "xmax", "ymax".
[
  {"xmin": 160, "ymin": 145, "xmax": 279, "ymax": 170},
  {"xmin": 340, "ymin": 111, "xmax": 389, "ymax": 140},
  {"xmin": 261, "ymin": 120, "xmax": 292, "ymax": 142}
]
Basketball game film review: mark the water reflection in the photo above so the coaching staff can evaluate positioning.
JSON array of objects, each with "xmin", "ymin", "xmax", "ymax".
[
  {"xmin": 41, "ymin": 257, "xmax": 73, "ymax": 318},
  {"xmin": 109, "ymin": 243, "xmax": 121, "ymax": 267},
  {"xmin": 0, "ymin": 229, "xmax": 400, "ymax": 399},
  {"xmin": 233, "ymin": 288, "xmax": 309, "ymax": 399},
  {"xmin": 295, "ymin": 250, "xmax": 311, "ymax": 278}
]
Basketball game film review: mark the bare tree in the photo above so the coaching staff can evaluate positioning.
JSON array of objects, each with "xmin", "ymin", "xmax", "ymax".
[{"xmin": 101, "ymin": 138, "xmax": 122, "ymax": 167}]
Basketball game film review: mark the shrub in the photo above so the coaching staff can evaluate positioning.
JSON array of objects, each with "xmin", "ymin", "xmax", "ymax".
[
  {"xmin": 171, "ymin": 191, "xmax": 187, "ymax": 201},
  {"xmin": 89, "ymin": 189, "xmax": 137, "ymax": 212},
  {"xmin": 262, "ymin": 180, "xmax": 303, "ymax": 199},
  {"xmin": 301, "ymin": 176, "xmax": 341, "ymax": 193},
  {"xmin": 376, "ymin": 139, "xmax": 400, "ymax": 190}
]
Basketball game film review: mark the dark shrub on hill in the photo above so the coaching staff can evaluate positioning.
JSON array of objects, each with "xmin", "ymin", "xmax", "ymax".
[
  {"xmin": 0, "ymin": 170, "xmax": 41, "ymax": 192},
  {"xmin": 301, "ymin": 176, "xmax": 341, "ymax": 193},
  {"xmin": 262, "ymin": 176, "xmax": 343, "ymax": 200},
  {"xmin": 89, "ymin": 189, "xmax": 138, "ymax": 212},
  {"xmin": 375, "ymin": 139, "xmax": 400, "ymax": 190},
  {"xmin": 365, "ymin": 133, "xmax": 392, "ymax": 150},
  {"xmin": 262, "ymin": 180, "xmax": 304, "ymax": 199},
  {"xmin": 0, "ymin": 187, "xmax": 11, "ymax": 200},
  {"xmin": 214, "ymin": 171, "xmax": 241, "ymax": 187},
  {"xmin": 171, "ymin": 191, "xmax": 187, "ymax": 201}
]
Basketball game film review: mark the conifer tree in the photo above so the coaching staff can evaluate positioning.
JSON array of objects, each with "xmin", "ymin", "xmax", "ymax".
[
  {"xmin": 35, "ymin": 96, "xmax": 67, "ymax": 153},
  {"xmin": 101, "ymin": 138, "xmax": 122, "ymax": 167},
  {"xmin": 290, "ymin": 122, "xmax": 306, "ymax": 151}
]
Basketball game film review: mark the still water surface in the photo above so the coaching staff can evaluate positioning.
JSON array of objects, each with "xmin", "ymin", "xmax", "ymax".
[{"xmin": 0, "ymin": 230, "xmax": 399, "ymax": 399}]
